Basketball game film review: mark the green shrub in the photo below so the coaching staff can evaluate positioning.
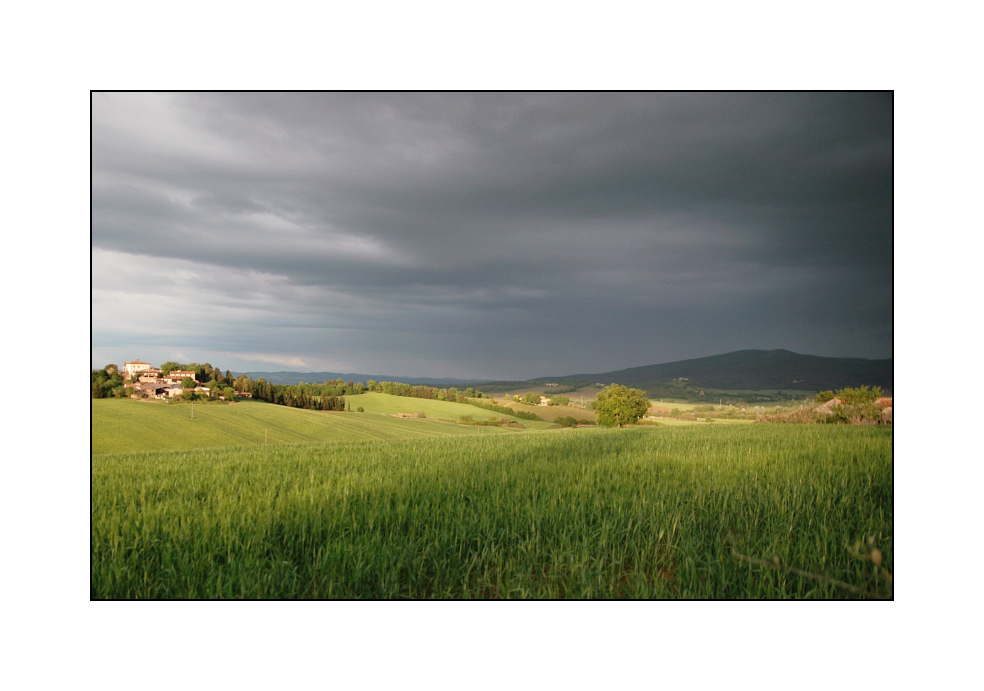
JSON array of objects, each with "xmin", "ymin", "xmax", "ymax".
[{"xmin": 835, "ymin": 386, "xmax": 883, "ymax": 406}]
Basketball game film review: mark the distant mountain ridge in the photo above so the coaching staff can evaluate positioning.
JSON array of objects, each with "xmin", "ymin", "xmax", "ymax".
[
  {"xmin": 232, "ymin": 371, "xmax": 472, "ymax": 386},
  {"xmin": 565, "ymin": 349, "xmax": 893, "ymax": 391},
  {"xmin": 236, "ymin": 349, "xmax": 892, "ymax": 392}
]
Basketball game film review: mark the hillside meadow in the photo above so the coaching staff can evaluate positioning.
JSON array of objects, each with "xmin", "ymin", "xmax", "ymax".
[
  {"xmin": 645, "ymin": 417, "xmax": 755, "ymax": 427},
  {"xmin": 355, "ymin": 392, "xmax": 556, "ymax": 429},
  {"xmin": 92, "ymin": 396, "xmax": 524, "ymax": 455},
  {"xmin": 91, "ymin": 424, "xmax": 893, "ymax": 599},
  {"xmin": 497, "ymin": 400, "xmax": 596, "ymax": 423}
]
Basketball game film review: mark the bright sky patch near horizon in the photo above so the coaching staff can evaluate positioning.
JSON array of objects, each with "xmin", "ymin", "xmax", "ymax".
[{"xmin": 92, "ymin": 92, "xmax": 892, "ymax": 379}]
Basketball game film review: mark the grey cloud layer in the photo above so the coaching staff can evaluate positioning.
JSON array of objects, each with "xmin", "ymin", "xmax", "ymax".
[{"xmin": 91, "ymin": 93, "xmax": 892, "ymax": 378}]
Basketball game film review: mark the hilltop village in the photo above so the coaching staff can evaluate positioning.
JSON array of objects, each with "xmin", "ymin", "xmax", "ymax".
[{"xmin": 117, "ymin": 359, "xmax": 249, "ymax": 401}]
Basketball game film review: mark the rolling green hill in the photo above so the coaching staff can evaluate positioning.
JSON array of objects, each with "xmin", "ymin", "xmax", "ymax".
[
  {"xmin": 91, "ymin": 397, "xmax": 530, "ymax": 455},
  {"xmin": 354, "ymin": 392, "xmax": 555, "ymax": 429}
]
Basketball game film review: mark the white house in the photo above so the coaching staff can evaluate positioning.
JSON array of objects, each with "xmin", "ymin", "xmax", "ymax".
[{"xmin": 123, "ymin": 359, "xmax": 154, "ymax": 379}]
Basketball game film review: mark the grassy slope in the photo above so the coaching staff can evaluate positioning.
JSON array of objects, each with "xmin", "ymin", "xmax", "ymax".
[
  {"xmin": 500, "ymin": 400, "xmax": 596, "ymax": 423},
  {"xmin": 647, "ymin": 418, "xmax": 756, "ymax": 426},
  {"xmin": 92, "ymin": 397, "xmax": 518, "ymax": 454},
  {"xmin": 650, "ymin": 401, "xmax": 699, "ymax": 410},
  {"xmin": 92, "ymin": 425, "xmax": 893, "ymax": 599},
  {"xmin": 355, "ymin": 392, "xmax": 556, "ymax": 430}
]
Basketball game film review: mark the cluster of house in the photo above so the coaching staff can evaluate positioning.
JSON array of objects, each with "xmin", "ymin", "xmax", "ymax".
[{"xmin": 123, "ymin": 359, "xmax": 213, "ymax": 400}]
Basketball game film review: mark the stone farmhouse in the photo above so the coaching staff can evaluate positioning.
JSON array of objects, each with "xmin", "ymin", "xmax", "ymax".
[{"xmin": 134, "ymin": 381, "xmax": 185, "ymax": 399}]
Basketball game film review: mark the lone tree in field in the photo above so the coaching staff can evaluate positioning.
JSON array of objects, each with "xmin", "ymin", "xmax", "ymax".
[{"xmin": 594, "ymin": 384, "xmax": 650, "ymax": 428}]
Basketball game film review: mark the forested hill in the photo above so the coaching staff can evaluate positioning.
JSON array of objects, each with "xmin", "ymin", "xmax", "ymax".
[
  {"xmin": 236, "ymin": 349, "xmax": 892, "ymax": 392},
  {"xmin": 569, "ymin": 349, "xmax": 893, "ymax": 391}
]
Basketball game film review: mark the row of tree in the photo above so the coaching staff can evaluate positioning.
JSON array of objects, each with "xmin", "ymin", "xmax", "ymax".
[
  {"xmin": 233, "ymin": 377, "xmax": 360, "ymax": 400},
  {"xmin": 370, "ymin": 380, "xmax": 487, "ymax": 403}
]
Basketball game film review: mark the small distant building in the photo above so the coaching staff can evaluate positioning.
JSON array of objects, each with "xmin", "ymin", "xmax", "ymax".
[
  {"xmin": 123, "ymin": 360, "xmax": 154, "ymax": 379},
  {"xmin": 235, "ymin": 391, "xmax": 253, "ymax": 398},
  {"xmin": 163, "ymin": 370, "xmax": 197, "ymax": 383},
  {"xmin": 133, "ymin": 381, "xmax": 171, "ymax": 399},
  {"xmin": 539, "ymin": 396, "xmax": 550, "ymax": 406}
]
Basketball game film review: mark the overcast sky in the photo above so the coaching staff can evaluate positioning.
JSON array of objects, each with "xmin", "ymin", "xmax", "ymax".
[{"xmin": 91, "ymin": 92, "xmax": 892, "ymax": 379}]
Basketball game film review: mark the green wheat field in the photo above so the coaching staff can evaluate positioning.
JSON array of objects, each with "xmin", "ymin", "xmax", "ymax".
[{"xmin": 92, "ymin": 421, "xmax": 892, "ymax": 599}]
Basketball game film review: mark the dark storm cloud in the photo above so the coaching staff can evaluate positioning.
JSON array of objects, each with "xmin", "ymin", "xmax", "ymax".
[{"xmin": 91, "ymin": 92, "xmax": 892, "ymax": 377}]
